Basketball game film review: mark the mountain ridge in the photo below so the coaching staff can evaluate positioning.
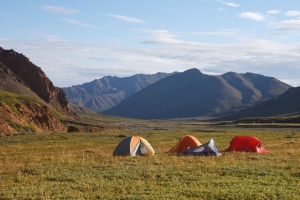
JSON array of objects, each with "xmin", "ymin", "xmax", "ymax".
[
  {"xmin": 63, "ymin": 72, "xmax": 178, "ymax": 112},
  {"xmin": 217, "ymin": 86, "xmax": 300, "ymax": 121},
  {"xmin": 102, "ymin": 68, "xmax": 291, "ymax": 119}
]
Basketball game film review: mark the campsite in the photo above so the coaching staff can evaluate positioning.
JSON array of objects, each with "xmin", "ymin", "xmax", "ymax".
[
  {"xmin": 1, "ymin": 114, "xmax": 299, "ymax": 199},
  {"xmin": 1, "ymin": 1, "xmax": 300, "ymax": 199}
]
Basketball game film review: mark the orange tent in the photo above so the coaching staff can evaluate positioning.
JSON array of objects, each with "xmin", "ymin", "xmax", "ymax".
[
  {"xmin": 168, "ymin": 135, "xmax": 201, "ymax": 153},
  {"xmin": 226, "ymin": 136, "xmax": 268, "ymax": 153}
]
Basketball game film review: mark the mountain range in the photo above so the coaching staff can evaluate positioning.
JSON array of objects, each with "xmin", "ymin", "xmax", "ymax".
[
  {"xmin": 102, "ymin": 68, "xmax": 291, "ymax": 119},
  {"xmin": 63, "ymin": 72, "xmax": 177, "ymax": 112},
  {"xmin": 0, "ymin": 46, "xmax": 299, "ymax": 133}
]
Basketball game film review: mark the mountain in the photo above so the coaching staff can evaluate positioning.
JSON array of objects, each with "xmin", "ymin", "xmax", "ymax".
[
  {"xmin": 0, "ymin": 47, "xmax": 75, "ymax": 134},
  {"xmin": 218, "ymin": 86, "xmax": 300, "ymax": 121},
  {"xmin": 0, "ymin": 47, "xmax": 74, "ymax": 118},
  {"xmin": 63, "ymin": 72, "xmax": 177, "ymax": 112},
  {"xmin": 102, "ymin": 68, "xmax": 291, "ymax": 119},
  {"xmin": 0, "ymin": 62, "xmax": 67, "ymax": 134}
]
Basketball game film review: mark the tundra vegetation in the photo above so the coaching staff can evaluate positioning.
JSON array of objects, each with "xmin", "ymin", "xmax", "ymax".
[{"xmin": 0, "ymin": 114, "xmax": 299, "ymax": 199}]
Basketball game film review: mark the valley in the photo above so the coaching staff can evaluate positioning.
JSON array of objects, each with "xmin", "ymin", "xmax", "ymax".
[
  {"xmin": 0, "ymin": 46, "xmax": 299, "ymax": 199},
  {"xmin": 0, "ymin": 115, "xmax": 299, "ymax": 199}
]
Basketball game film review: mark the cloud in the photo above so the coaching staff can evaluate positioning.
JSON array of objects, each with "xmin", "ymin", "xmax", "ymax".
[
  {"xmin": 238, "ymin": 12, "xmax": 265, "ymax": 21},
  {"xmin": 285, "ymin": 11, "xmax": 300, "ymax": 17},
  {"xmin": 1, "ymin": 30, "xmax": 300, "ymax": 87},
  {"xmin": 224, "ymin": 2, "xmax": 240, "ymax": 7},
  {"xmin": 106, "ymin": 14, "xmax": 145, "ymax": 24},
  {"xmin": 41, "ymin": 6, "xmax": 79, "ymax": 14},
  {"xmin": 61, "ymin": 18, "xmax": 100, "ymax": 29},
  {"xmin": 267, "ymin": 10, "xmax": 281, "ymax": 14},
  {"xmin": 272, "ymin": 19, "xmax": 300, "ymax": 30},
  {"xmin": 218, "ymin": 1, "xmax": 240, "ymax": 7},
  {"xmin": 137, "ymin": 29, "xmax": 184, "ymax": 44}
]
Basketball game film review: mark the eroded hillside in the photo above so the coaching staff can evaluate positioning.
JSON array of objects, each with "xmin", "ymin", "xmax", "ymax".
[{"xmin": 0, "ymin": 90, "xmax": 67, "ymax": 134}]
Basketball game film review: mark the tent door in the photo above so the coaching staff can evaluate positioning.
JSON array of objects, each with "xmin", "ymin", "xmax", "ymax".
[
  {"xmin": 131, "ymin": 140, "xmax": 141, "ymax": 156},
  {"xmin": 132, "ymin": 140, "xmax": 148, "ymax": 156}
]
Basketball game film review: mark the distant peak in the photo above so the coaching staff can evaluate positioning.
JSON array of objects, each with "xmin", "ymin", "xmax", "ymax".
[
  {"xmin": 223, "ymin": 71, "xmax": 238, "ymax": 75},
  {"xmin": 184, "ymin": 68, "xmax": 202, "ymax": 74}
]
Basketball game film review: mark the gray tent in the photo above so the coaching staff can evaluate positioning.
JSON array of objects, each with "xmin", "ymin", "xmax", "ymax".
[{"xmin": 183, "ymin": 139, "xmax": 221, "ymax": 156}]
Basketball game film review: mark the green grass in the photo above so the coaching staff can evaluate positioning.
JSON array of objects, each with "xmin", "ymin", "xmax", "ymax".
[
  {"xmin": 7, "ymin": 120, "xmax": 36, "ymax": 133},
  {"xmin": 0, "ymin": 126, "xmax": 300, "ymax": 199},
  {"xmin": 0, "ymin": 90, "xmax": 30, "ymax": 114}
]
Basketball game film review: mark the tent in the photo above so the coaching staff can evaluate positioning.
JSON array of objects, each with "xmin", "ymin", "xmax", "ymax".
[
  {"xmin": 226, "ymin": 136, "xmax": 268, "ymax": 153},
  {"xmin": 168, "ymin": 135, "xmax": 201, "ymax": 153},
  {"xmin": 183, "ymin": 139, "xmax": 221, "ymax": 156},
  {"xmin": 113, "ymin": 136, "xmax": 155, "ymax": 156}
]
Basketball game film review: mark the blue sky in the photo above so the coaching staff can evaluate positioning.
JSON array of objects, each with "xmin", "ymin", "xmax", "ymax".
[{"xmin": 1, "ymin": 0, "xmax": 300, "ymax": 87}]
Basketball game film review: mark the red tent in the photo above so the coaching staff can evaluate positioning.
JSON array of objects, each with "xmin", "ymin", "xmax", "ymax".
[{"xmin": 226, "ymin": 136, "xmax": 268, "ymax": 153}]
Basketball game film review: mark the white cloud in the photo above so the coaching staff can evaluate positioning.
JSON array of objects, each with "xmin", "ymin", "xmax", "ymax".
[
  {"xmin": 267, "ymin": 10, "xmax": 281, "ymax": 14},
  {"xmin": 238, "ymin": 12, "xmax": 265, "ymax": 21},
  {"xmin": 61, "ymin": 18, "xmax": 100, "ymax": 29},
  {"xmin": 106, "ymin": 14, "xmax": 145, "ymax": 24},
  {"xmin": 224, "ymin": 2, "xmax": 240, "ymax": 7},
  {"xmin": 41, "ymin": 6, "xmax": 79, "ymax": 14},
  {"xmin": 272, "ymin": 19, "xmax": 300, "ymax": 30},
  {"xmin": 218, "ymin": 0, "xmax": 240, "ymax": 7},
  {"xmin": 285, "ymin": 11, "xmax": 300, "ymax": 17}
]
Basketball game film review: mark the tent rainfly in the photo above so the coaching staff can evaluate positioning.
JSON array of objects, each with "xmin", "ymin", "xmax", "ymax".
[
  {"xmin": 168, "ymin": 135, "xmax": 201, "ymax": 153},
  {"xmin": 183, "ymin": 139, "xmax": 221, "ymax": 156},
  {"xmin": 113, "ymin": 136, "xmax": 155, "ymax": 156},
  {"xmin": 226, "ymin": 136, "xmax": 268, "ymax": 153}
]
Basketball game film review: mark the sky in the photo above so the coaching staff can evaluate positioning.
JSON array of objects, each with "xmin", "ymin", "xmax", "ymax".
[{"xmin": 1, "ymin": 0, "xmax": 300, "ymax": 87}]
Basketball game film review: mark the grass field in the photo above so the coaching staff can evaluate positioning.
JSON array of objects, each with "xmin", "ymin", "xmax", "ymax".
[{"xmin": 0, "ymin": 119, "xmax": 300, "ymax": 199}]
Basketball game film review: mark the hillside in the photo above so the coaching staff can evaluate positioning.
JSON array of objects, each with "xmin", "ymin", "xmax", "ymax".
[
  {"xmin": 0, "ymin": 47, "xmax": 75, "ymax": 118},
  {"xmin": 0, "ymin": 90, "xmax": 67, "ymax": 134},
  {"xmin": 103, "ymin": 68, "xmax": 290, "ymax": 119},
  {"xmin": 63, "ymin": 72, "xmax": 177, "ymax": 112},
  {"xmin": 69, "ymin": 104, "xmax": 97, "ymax": 114},
  {"xmin": 218, "ymin": 86, "xmax": 300, "ymax": 121},
  {"xmin": 0, "ymin": 47, "xmax": 77, "ymax": 134},
  {"xmin": 1, "ymin": 62, "xmax": 60, "ymax": 134}
]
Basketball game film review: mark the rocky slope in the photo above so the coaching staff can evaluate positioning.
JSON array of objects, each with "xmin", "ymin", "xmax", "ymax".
[
  {"xmin": 0, "ymin": 47, "xmax": 74, "ymax": 118},
  {"xmin": 63, "ymin": 72, "xmax": 177, "ymax": 112},
  {"xmin": 0, "ymin": 47, "xmax": 78, "ymax": 134},
  {"xmin": 0, "ymin": 87, "xmax": 67, "ymax": 134},
  {"xmin": 103, "ymin": 68, "xmax": 291, "ymax": 119},
  {"xmin": 0, "ymin": 62, "xmax": 39, "ymax": 98}
]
